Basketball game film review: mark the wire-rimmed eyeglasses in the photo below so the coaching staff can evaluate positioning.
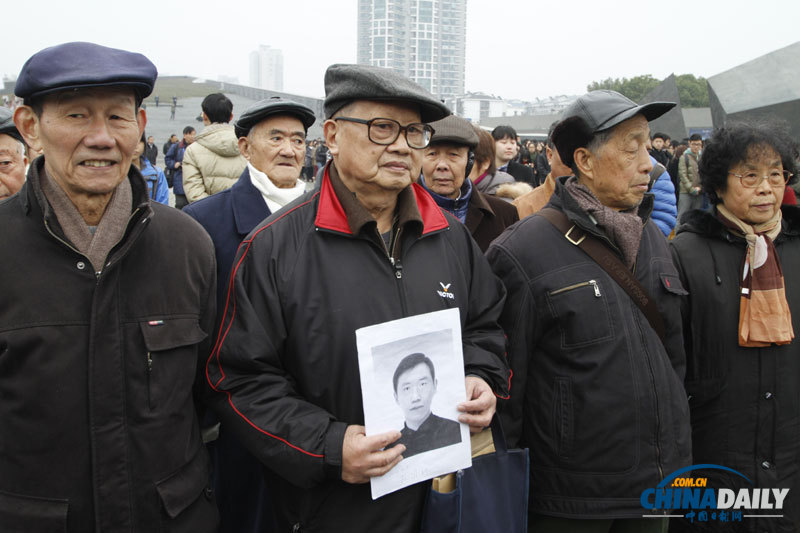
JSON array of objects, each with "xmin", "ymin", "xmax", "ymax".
[{"xmin": 729, "ymin": 170, "xmax": 792, "ymax": 188}]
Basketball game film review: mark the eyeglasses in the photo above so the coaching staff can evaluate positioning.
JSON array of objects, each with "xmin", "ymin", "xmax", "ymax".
[
  {"xmin": 729, "ymin": 170, "xmax": 792, "ymax": 188},
  {"xmin": 334, "ymin": 117, "xmax": 434, "ymax": 149}
]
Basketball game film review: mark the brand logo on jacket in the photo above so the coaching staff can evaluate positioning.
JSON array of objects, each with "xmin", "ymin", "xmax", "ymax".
[
  {"xmin": 437, "ymin": 282, "xmax": 454, "ymax": 300},
  {"xmin": 640, "ymin": 464, "xmax": 789, "ymax": 526}
]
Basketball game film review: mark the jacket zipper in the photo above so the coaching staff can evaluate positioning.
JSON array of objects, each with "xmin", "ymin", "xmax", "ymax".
[
  {"xmin": 549, "ymin": 279, "xmax": 601, "ymax": 297},
  {"xmin": 389, "ymin": 227, "xmax": 408, "ymax": 316},
  {"xmin": 146, "ymin": 351, "xmax": 153, "ymax": 409}
]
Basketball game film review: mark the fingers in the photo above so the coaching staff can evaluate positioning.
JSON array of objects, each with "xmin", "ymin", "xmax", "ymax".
[
  {"xmin": 458, "ymin": 376, "xmax": 497, "ymax": 433},
  {"xmin": 342, "ymin": 426, "xmax": 405, "ymax": 484}
]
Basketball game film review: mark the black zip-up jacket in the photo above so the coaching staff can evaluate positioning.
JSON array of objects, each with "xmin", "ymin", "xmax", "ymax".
[
  {"xmin": 206, "ymin": 164, "xmax": 510, "ymax": 533},
  {"xmin": 670, "ymin": 207, "xmax": 800, "ymax": 533},
  {"xmin": 0, "ymin": 158, "xmax": 218, "ymax": 532},
  {"xmin": 487, "ymin": 177, "xmax": 692, "ymax": 518}
]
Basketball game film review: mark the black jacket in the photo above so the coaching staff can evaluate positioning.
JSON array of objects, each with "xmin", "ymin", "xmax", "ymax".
[
  {"xmin": 670, "ymin": 207, "xmax": 800, "ymax": 532},
  {"xmin": 0, "ymin": 158, "xmax": 218, "ymax": 532},
  {"xmin": 465, "ymin": 188, "xmax": 519, "ymax": 252},
  {"xmin": 487, "ymin": 178, "xmax": 692, "ymax": 518},
  {"xmin": 205, "ymin": 164, "xmax": 510, "ymax": 532}
]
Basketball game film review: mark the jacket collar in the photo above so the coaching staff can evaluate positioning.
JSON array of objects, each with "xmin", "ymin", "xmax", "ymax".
[
  {"xmin": 677, "ymin": 205, "xmax": 800, "ymax": 242},
  {"xmin": 314, "ymin": 161, "xmax": 449, "ymax": 236},
  {"xmin": 418, "ymin": 175, "xmax": 473, "ymax": 213},
  {"xmin": 230, "ymin": 167, "xmax": 271, "ymax": 236},
  {"xmin": 549, "ymin": 175, "xmax": 654, "ymax": 241}
]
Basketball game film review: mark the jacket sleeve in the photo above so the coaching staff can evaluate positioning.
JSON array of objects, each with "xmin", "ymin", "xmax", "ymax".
[
  {"xmin": 650, "ymin": 172, "xmax": 677, "ymax": 237},
  {"xmin": 457, "ymin": 226, "xmax": 511, "ymax": 397},
  {"xmin": 164, "ymin": 144, "xmax": 177, "ymax": 170},
  {"xmin": 485, "ymin": 239, "xmax": 536, "ymax": 447},
  {"xmin": 678, "ymin": 154, "xmax": 693, "ymax": 193},
  {"xmin": 155, "ymin": 167, "xmax": 170, "ymax": 205},
  {"xmin": 181, "ymin": 146, "xmax": 209, "ymax": 203},
  {"xmin": 205, "ymin": 230, "xmax": 345, "ymax": 488}
]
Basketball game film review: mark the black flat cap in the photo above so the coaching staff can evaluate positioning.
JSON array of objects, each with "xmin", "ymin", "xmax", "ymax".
[
  {"xmin": 0, "ymin": 108, "xmax": 23, "ymax": 144},
  {"xmin": 15, "ymin": 42, "xmax": 157, "ymax": 102},
  {"xmin": 234, "ymin": 97, "xmax": 316, "ymax": 138},
  {"xmin": 429, "ymin": 115, "xmax": 479, "ymax": 148},
  {"xmin": 324, "ymin": 63, "xmax": 450, "ymax": 122},
  {"xmin": 552, "ymin": 90, "xmax": 675, "ymax": 167}
]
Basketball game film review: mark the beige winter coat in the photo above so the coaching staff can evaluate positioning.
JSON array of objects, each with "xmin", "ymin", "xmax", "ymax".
[{"xmin": 182, "ymin": 123, "xmax": 247, "ymax": 203}]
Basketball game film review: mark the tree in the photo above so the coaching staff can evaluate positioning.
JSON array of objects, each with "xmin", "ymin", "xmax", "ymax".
[{"xmin": 587, "ymin": 74, "xmax": 709, "ymax": 107}]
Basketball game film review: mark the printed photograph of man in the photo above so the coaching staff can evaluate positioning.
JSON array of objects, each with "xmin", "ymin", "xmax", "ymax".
[{"xmin": 392, "ymin": 353, "xmax": 462, "ymax": 458}]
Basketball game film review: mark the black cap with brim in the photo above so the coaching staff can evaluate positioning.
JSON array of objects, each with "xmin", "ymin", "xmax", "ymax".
[
  {"xmin": 324, "ymin": 63, "xmax": 451, "ymax": 123},
  {"xmin": 0, "ymin": 107, "xmax": 23, "ymax": 144},
  {"xmin": 14, "ymin": 42, "xmax": 157, "ymax": 102},
  {"xmin": 235, "ymin": 97, "xmax": 317, "ymax": 138},
  {"xmin": 552, "ymin": 90, "xmax": 675, "ymax": 167}
]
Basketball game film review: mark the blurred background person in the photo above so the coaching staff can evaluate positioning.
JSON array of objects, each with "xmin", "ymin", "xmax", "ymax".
[{"xmin": 132, "ymin": 132, "xmax": 169, "ymax": 205}]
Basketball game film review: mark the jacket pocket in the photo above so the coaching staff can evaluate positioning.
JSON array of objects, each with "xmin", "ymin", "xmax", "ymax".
[
  {"xmin": 553, "ymin": 377, "xmax": 573, "ymax": 460},
  {"xmin": 140, "ymin": 318, "xmax": 207, "ymax": 410},
  {"xmin": 546, "ymin": 279, "xmax": 613, "ymax": 348},
  {"xmin": 156, "ymin": 448, "xmax": 217, "ymax": 529},
  {"xmin": 0, "ymin": 490, "xmax": 68, "ymax": 533}
]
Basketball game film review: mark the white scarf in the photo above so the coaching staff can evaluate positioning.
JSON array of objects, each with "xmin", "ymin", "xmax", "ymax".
[{"xmin": 247, "ymin": 162, "xmax": 306, "ymax": 213}]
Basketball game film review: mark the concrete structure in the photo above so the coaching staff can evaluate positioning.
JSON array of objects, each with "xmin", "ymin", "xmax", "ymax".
[
  {"xmin": 249, "ymin": 45, "xmax": 284, "ymax": 91},
  {"xmin": 640, "ymin": 74, "xmax": 687, "ymax": 142},
  {"xmin": 357, "ymin": 0, "xmax": 466, "ymax": 100},
  {"xmin": 708, "ymin": 41, "xmax": 800, "ymax": 140},
  {"xmin": 445, "ymin": 92, "xmax": 506, "ymax": 123}
]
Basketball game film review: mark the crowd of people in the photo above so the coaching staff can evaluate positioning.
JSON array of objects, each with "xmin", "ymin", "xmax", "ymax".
[{"xmin": 1, "ymin": 41, "xmax": 800, "ymax": 533}]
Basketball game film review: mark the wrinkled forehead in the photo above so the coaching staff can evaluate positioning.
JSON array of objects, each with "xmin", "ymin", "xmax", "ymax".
[
  {"xmin": 40, "ymin": 86, "xmax": 138, "ymax": 111},
  {"xmin": 345, "ymin": 99, "xmax": 422, "ymax": 121}
]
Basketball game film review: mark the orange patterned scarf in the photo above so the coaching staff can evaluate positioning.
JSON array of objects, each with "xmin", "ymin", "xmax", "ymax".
[{"xmin": 716, "ymin": 204, "xmax": 794, "ymax": 347}]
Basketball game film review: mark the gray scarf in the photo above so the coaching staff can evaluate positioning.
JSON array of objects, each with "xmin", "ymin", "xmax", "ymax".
[
  {"xmin": 40, "ymin": 171, "xmax": 132, "ymax": 274},
  {"xmin": 565, "ymin": 177, "xmax": 643, "ymax": 269}
]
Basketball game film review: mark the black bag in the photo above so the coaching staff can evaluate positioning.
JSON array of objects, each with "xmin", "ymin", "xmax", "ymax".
[{"xmin": 419, "ymin": 416, "xmax": 529, "ymax": 533}]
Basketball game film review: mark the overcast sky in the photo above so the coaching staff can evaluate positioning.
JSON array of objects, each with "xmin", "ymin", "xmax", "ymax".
[{"xmin": 2, "ymin": 0, "xmax": 797, "ymax": 101}]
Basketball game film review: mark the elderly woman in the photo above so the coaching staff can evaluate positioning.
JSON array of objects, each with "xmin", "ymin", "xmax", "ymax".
[{"xmin": 670, "ymin": 123, "xmax": 800, "ymax": 532}]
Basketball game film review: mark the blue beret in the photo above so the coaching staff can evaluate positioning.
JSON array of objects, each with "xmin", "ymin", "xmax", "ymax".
[
  {"xmin": 324, "ymin": 64, "xmax": 450, "ymax": 123},
  {"xmin": 15, "ymin": 42, "xmax": 157, "ymax": 102},
  {"xmin": 234, "ymin": 97, "xmax": 316, "ymax": 138}
]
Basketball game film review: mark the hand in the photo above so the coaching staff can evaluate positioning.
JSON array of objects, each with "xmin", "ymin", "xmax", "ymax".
[
  {"xmin": 341, "ymin": 425, "xmax": 404, "ymax": 484},
  {"xmin": 457, "ymin": 376, "xmax": 496, "ymax": 433},
  {"xmin": 691, "ymin": 186, "xmax": 700, "ymax": 196},
  {"xmin": 174, "ymin": 162, "xmax": 181, "ymax": 169}
]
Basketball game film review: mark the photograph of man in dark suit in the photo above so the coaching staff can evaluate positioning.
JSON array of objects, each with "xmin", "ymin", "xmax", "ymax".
[{"xmin": 392, "ymin": 353, "xmax": 462, "ymax": 458}]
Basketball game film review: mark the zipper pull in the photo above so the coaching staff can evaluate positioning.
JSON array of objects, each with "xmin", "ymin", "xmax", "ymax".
[
  {"xmin": 147, "ymin": 352, "xmax": 153, "ymax": 372},
  {"xmin": 589, "ymin": 280, "xmax": 601, "ymax": 297},
  {"xmin": 394, "ymin": 259, "xmax": 403, "ymax": 279}
]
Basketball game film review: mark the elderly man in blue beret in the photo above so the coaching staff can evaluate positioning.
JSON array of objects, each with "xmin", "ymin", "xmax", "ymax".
[
  {"xmin": 205, "ymin": 64, "xmax": 510, "ymax": 532},
  {"xmin": 184, "ymin": 96, "xmax": 316, "ymax": 533},
  {"xmin": 2, "ymin": 42, "xmax": 218, "ymax": 531}
]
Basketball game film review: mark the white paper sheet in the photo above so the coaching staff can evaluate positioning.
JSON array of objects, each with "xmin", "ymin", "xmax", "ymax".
[{"xmin": 355, "ymin": 308, "xmax": 472, "ymax": 500}]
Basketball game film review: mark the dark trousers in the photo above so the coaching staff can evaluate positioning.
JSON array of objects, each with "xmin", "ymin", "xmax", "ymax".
[
  {"xmin": 529, "ymin": 515, "xmax": 668, "ymax": 533},
  {"xmin": 174, "ymin": 193, "xmax": 188, "ymax": 210}
]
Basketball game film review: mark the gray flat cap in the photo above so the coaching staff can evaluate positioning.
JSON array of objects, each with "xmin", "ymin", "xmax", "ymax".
[
  {"xmin": 552, "ymin": 90, "xmax": 674, "ymax": 167},
  {"xmin": 324, "ymin": 63, "xmax": 450, "ymax": 122},
  {"xmin": 0, "ymin": 108, "xmax": 23, "ymax": 144},
  {"xmin": 15, "ymin": 42, "xmax": 157, "ymax": 102},
  {"xmin": 429, "ymin": 115, "xmax": 479, "ymax": 148},
  {"xmin": 235, "ymin": 97, "xmax": 316, "ymax": 138}
]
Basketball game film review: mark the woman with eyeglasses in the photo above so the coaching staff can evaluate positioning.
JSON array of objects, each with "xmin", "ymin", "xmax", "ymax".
[{"xmin": 670, "ymin": 123, "xmax": 800, "ymax": 532}]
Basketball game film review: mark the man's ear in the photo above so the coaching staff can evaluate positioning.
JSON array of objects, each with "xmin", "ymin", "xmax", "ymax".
[
  {"xmin": 14, "ymin": 106, "xmax": 42, "ymax": 152},
  {"xmin": 573, "ymin": 147, "xmax": 594, "ymax": 181},
  {"xmin": 238, "ymin": 136, "xmax": 251, "ymax": 161},
  {"xmin": 323, "ymin": 119, "xmax": 339, "ymax": 157},
  {"xmin": 137, "ymin": 108, "xmax": 147, "ymax": 138},
  {"xmin": 393, "ymin": 392, "xmax": 398, "ymax": 403}
]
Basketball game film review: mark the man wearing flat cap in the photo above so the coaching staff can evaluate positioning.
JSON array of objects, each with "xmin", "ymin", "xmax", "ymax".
[
  {"xmin": 206, "ymin": 63, "xmax": 510, "ymax": 532},
  {"xmin": 419, "ymin": 113, "xmax": 519, "ymax": 251},
  {"xmin": 0, "ymin": 107, "xmax": 28, "ymax": 200},
  {"xmin": 1, "ymin": 42, "xmax": 218, "ymax": 531},
  {"xmin": 184, "ymin": 96, "xmax": 315, "ymax": 532},
  {"xmin": 487, "ymin": 90, "xmax": 691, "ymax": 531}
]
